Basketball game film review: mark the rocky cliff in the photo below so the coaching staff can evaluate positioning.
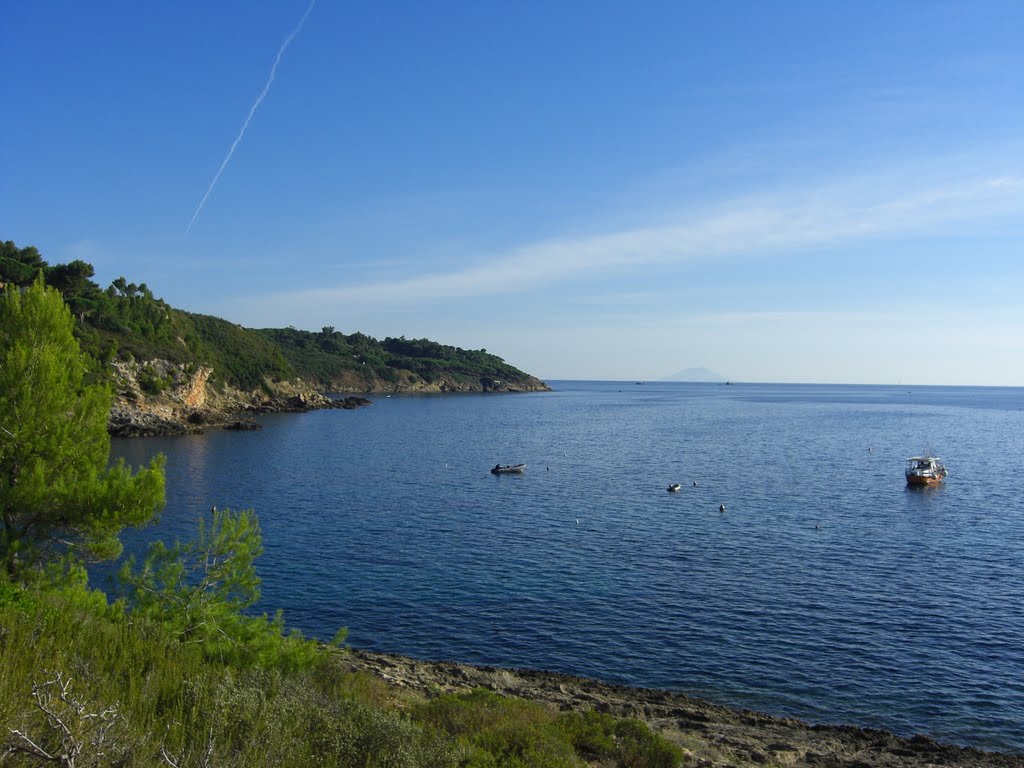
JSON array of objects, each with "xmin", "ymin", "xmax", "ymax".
[
  {"xmin": 107, "ymin": 359, "xmax": 372, "ymax": 437},
  {"xmin": 105, "ymin": 358, "xmax": 546, "ymax": 437}
]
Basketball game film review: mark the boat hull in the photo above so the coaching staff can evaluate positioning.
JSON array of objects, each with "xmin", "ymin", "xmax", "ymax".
[
  {"xmin": 491, "ymin": 464, "xmax": 527, "ymax": 475},
  {"xmin": 905, "ymin": 455, "xmax": 947, "ymax": 487},
  {"xmin": 905, "ymin": 471, "xmax": 947, "ymax": 487}
]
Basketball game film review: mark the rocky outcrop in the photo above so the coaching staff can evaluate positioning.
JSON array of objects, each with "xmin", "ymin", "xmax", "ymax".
[
  {"xmin": 107, "ymin": 359, "xmax": 372, "ymax": 437},
  {"xmin": 182, "ymin": 365, "xmax": 211, "ymax": 408},
  {"xmin": 338, "ymin": 649, "xmax": 1024, "ymax": 768}
]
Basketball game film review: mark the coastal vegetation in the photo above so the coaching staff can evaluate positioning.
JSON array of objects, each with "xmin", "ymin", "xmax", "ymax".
[
  {"xmin": 0, "ymin": 278, "xmax": 165, "ymax": 576},
  {"xmin": 0, "ymin": 260, "xmax": 677, "ymax": 766},
  {"xmin": 258, "ymin": 326, "xmax": 530, "ymax": 391},
  {"xmin": 0, "ymin": 574, "xmax": 683, "ymax": 767},
  {"xmin": 0, "ymin": 240, "xmax": 543, "ymax": 395}
]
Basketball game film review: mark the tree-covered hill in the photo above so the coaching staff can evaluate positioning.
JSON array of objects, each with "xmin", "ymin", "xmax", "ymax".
[
  {"xmin": 0, "ymin": 240, "xmax": 547, "ymax": 394},
  {"xmin": 258, "ymin": 326, "xmax": 539, "ymax": 391}
]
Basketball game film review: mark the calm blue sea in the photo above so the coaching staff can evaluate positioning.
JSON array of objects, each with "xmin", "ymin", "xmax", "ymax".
[{"xmin": 108, "ymin": 381, "xmax": 1024, "ymax": 752}]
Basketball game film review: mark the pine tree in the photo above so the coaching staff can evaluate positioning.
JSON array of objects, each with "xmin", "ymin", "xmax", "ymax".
[{"xmin": 0, "ymin": 278, "xmax": 165, "ymax": 576}]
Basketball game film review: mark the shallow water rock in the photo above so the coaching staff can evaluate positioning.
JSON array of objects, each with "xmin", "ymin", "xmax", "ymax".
[{"xmin": 223, "ymin": 419, "xmax": 262, "ymax": 431}]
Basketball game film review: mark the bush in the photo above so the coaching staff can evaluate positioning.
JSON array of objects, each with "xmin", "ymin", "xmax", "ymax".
[
  {"xmin": 137, "ymin": 363, "xmax": 170, "ymax": 394},
  {"xmin": 415, "ymin": 689, "xmax": 580, "ymax": 768},
  {"xmin": 558, "ymin": 709, "xmax": 683, "ymax": 768},
  {"xmin": 118, "ymin": 508, "xmax": 331, "ymax": 672},
  {"xmin": 413, "ymin": 688, "xmax": 682, "ymax": 768},
  {"xmin": 0, "ymin": 583, "xmax": 457, "ymax": 768}
]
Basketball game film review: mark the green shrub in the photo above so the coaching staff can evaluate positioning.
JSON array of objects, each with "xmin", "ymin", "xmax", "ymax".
[
  {"xmin": 557, "ymin": 709, "xmax": 683, "ymax": 768},
  {"xmin": 137, "ymin": 363, "xmax": 170, "ymax": 394},
  {"xmin": 118, "ymin": 508, "xmax": 330, "ymax": 672},
  {"xmin": 415, "ymin": 689, "xmax": 580, "ymax": 767}
]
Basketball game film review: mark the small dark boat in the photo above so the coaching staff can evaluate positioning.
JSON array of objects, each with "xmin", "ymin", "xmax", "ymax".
[
  {"xmin": 491, "ymin": 463, "xmax": 527, "ymax": 475},
  {"xmin": 667, "ymin": 483, "xmax": 681, "ymax": 492}
]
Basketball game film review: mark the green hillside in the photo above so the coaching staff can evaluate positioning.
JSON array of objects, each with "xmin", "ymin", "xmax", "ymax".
[
  {"xmin": 0, "ymin": 240, "xmax": 544, "ymax": 393},
  {"xmin": 258, "ymin": 326, "xmax": 536, "ymax": 390}
]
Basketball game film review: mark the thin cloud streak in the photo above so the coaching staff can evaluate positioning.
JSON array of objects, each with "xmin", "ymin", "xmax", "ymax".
[
  {"xmin": 238, "ymin": 168, "xmax": 1024, "ymax": 315},
  {"xmin": 186, "ymin": 0, "xmax": 316, "ymax": 233}
]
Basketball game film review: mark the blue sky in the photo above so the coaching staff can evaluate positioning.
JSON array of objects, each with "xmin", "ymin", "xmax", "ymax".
[{"xmin": 3, "ymin": 1, "xmax": 1023, "ymax": 384}]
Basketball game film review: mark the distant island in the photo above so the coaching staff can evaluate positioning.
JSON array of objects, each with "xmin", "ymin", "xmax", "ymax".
[
  {"xmin": 1, "ymin": 240, "xmax": 549, "ymax": 436},
  {"xmin": 660, "ymin": 366, "xmax": 728, "ymax": 383}
]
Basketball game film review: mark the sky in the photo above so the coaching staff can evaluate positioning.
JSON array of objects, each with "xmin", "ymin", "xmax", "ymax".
[{"xmin": 3, "ymin": 1, "xmax": 1023, "ymax": 385}]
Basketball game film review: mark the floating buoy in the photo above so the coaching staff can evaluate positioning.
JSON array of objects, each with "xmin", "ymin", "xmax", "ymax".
[
  {"xmin": 667, "ymin": 483, "xmax": 682, "ymax": 492},
  {"xmin": 719, "ymin": 503, "xmax": 726, "ymax": 513}
]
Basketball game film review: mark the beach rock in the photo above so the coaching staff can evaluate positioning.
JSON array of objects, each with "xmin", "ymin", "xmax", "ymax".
[
  {"xmin": 336, "ymin": 396, "xmax": 373, "ymax": 409},
  {"xmin": 108, "ymin": 405, "xmax": 194, "ymax": 437}
]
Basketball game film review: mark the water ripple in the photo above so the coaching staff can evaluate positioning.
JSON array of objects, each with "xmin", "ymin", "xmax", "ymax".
[{"xmin": 110, "ymin": 382, "xmax": 1024, "ymax": 753}]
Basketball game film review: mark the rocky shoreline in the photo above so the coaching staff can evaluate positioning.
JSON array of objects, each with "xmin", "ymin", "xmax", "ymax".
[
  {"xmin": 338, "ymin": 648, "xmax": 1023, "ymax": 768},
  {"xmin": 105, "ymin": 358, "xmax": 548, "ymax": 437},
  {"xmin": 107, "ymin": 393, "xmax": 374, "ymax": 437}
]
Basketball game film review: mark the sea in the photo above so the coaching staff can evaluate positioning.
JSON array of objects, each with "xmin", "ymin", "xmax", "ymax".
[{"xmin": 107, "ymin": 381, "xmax": 1024, "ymax": 753}]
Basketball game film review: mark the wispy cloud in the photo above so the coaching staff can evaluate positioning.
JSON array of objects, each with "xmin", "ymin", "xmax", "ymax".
[
  {"xmin": 233, "ymin": 162, "xmax": 1024, "ymax": 316},
  {"xmin": 566, "ymin": 292, "xmax": 657, "ymax": 306}
]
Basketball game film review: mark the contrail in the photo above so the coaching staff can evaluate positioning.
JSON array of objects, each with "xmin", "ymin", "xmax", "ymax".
[{"xmin": 186, "ymin": 0, "xmax": 316, "ymax": 233}]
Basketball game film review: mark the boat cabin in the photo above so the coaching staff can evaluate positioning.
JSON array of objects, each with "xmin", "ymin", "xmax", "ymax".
[
  {"xmin": 906, "ymin": 457, "xmax": 941, "ymax": 473},
  {"xmin": 905, "ymin": 455, "xmax": 948, "ymax": 486}
]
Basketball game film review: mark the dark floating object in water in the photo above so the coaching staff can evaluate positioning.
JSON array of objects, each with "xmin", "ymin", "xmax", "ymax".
[
  {"xmin": 491, "ymin": 463, "xmax": 527, "ymax": 475},
  {"xmin": 719, "ymin": 503, "xmax": 726, "ymax": 513},
  {"xmin": 223, "ymin": 419, "xmax": 262, "ymax": 431},
  {"xmin": 667, "ymin": 483, "xmax": 681, "ymax": 492}
]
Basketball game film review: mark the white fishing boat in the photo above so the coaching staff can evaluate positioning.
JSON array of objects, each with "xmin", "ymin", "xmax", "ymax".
[{"xmin": 905, "ymin": 455, "xmax": 948, "ymax": 487}]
